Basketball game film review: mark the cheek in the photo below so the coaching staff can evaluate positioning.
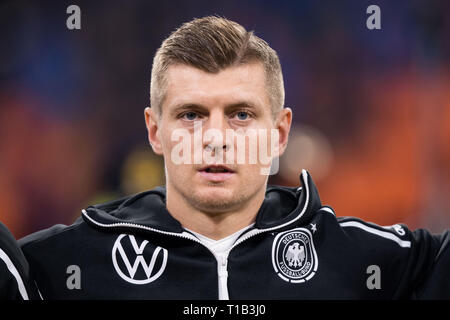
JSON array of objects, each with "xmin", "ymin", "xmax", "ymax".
[
  {"xmin": 238, "ymin": 162, "xmax": 268, "ymax": 183},
  {"xmin": 159, "ymin": 125, "xmax": 173, "ymax": 149},
  {"xmin": 258, "ymin": 128, "xmax": 279, "ymax": 163},
  {"xmin": 165, "ymin": 161, "xmax": 192, "ymax": 184},
  {"xmin": 237, "ymin": 166, "xmax": 268, "ymax": 194},
  {"xmin": 232, "ymin": 129, "xmax": 277, "ymax": 166},
  {"xmin": 160, "ymin": 127, "xmax": 185, "ymax": 160}
]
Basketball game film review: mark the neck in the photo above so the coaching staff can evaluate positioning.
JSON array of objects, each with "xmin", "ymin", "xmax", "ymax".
[{"xmin": 166, "ymin": 186, "xmax": 265, "ymax": 240}]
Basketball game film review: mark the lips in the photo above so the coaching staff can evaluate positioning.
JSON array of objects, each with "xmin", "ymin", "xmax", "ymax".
[
  {"xmin": 198, "ymin": 165, "xmax": 235, "ymax": 173},
  {"xmin": 197, "ymin": 165, "xmax": 235, "ymax": 182}
]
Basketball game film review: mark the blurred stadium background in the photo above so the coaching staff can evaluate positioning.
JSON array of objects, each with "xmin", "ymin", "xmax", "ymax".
[{"xmin": 0, "ymin": 0, "xmax": 449, "ymax": 238}]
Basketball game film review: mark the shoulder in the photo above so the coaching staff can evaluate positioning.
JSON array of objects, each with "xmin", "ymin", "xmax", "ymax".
[
  {"xmin": 309, "ymin": 207, "xmax": 415, "ymax": 260},
  {"xmin": 0, "ymin": 222, "xmax": 21, "ymax": 253},
  {"xmin": 18, "ymin": 218, "xmax": 85, "ymax": 251},
  {"xmin": 336, "ymin": 216, "xmax": 412, "ymax": 249},
  {"xmin": 0, "ymin": 222, "xmax": 34, "ymax": 300},
  {"xmin": 0, "ymin": 222, "xmax": 28, "ymax": 268}
]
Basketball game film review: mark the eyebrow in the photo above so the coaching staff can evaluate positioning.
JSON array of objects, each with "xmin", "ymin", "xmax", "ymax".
[{"xmin": 170, "ymin": 101, "xmax": 259, "ymax": 115}]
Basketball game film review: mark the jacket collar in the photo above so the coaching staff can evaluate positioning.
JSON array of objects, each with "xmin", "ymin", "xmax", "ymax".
[{"xmin": 82, "ymin": 170, "xmax": 322, "ymax": 234}]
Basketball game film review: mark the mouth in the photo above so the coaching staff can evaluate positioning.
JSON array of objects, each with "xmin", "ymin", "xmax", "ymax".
[
  {"xmin": 199, "ymin": 164, "xmax": 235, "ymax": 173},
  {"xmin": 197, "ymin": 165, "xmax": 235, "ymax": 182}
]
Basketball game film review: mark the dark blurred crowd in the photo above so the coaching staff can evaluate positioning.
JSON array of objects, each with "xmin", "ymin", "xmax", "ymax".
[{"xmin": 0, "ymin": 0, "xmax": 449, "ymax": 238}]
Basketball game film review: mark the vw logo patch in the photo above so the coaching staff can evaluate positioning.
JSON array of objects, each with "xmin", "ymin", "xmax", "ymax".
[
  {"xmin": 112, "ymin": 234, "xmax": 168, "ymax": 285},
  {"xmin": 271, "ymin": 228, "xmax": 318, "ymax": 283}
]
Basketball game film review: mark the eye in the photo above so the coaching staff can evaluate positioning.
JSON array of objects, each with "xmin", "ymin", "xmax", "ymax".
[
  {"xmin": 182, "ymin": 111, "xmax": 198, "ymax": 121},
  {"xmin": 235, "ymin": 111, "xmax": 249, "ymax": 121}
]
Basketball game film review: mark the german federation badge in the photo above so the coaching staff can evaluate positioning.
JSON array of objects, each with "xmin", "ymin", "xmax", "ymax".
[{"xmin": 272, "ymin": 228, "xmax": 318, "ymax": 283}]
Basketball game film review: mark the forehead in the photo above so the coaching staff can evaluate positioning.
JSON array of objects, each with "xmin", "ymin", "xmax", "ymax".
[{"xmin": 163, "ymin": 62, "xmax": 270, "ymax": 110}]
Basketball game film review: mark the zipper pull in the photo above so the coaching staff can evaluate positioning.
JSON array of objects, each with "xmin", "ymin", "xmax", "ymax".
[
  {"xmin": 221, "ymin": 255, "xmax": 227, "ymax": 267},
  {"xmin": 217, "ymin": 254, "xmax": 230, "ymax": 300},
  {"xmin": 218, "ymin": 254, "xmax": 228, "ymax": 277}
]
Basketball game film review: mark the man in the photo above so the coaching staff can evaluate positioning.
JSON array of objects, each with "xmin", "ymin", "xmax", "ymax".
[
  {"xmin": 0, "ymin": 222, "xmax": 37, "ymax": 300},
  {"xmin": 19, "ymin": 16, "xmax": 449, "ymax": 299}
]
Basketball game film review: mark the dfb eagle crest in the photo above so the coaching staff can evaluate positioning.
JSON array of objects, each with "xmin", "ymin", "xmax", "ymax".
[
  {"xmin": 271, "ymin": 228, "xmax": 318, "ymax": 283},
  {"xmin": 285, "ymin": 242, "xmax": 305, "ymax": 267}
]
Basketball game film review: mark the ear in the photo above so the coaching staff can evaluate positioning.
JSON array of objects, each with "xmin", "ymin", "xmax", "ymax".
[
  {"xmin": 144, "ymin": 107, "xmax": 163, "ymax": 155},
  {"xmin": 274, "ymin": 107, "xmax": 292, "ymax": 157}
]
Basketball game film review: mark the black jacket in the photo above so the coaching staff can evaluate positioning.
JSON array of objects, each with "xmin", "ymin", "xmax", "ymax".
[
  {"xmin": 0, "ymin": 222, "xmax": 38, "ymax": 300},
  {"xmin": 19, "ymin": 170, "xmax": 449, "ymax": 299}
]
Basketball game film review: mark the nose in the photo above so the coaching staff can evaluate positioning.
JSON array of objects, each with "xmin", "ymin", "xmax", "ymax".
[
  {"xmin": 202, "ymin": 109, "xmax": 230, "ymax": 154},
  {"xmin": 206, "ymin": 109, "xmax": 226, "ymax": 131}
]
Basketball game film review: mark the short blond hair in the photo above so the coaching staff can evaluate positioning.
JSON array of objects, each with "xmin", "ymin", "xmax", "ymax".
[{"xmin": 150, "ymin": 16, "xmax": 285, "ymax": 117}]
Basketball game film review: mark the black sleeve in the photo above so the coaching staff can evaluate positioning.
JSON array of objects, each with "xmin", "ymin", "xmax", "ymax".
[
  {"xmin": 337, "ymin": 217, "xmax": 449, "ymax": 299},
  {"xmin": 0, "ymin": 222, "xmax": 40, "ymax": 300},
  {"xmin": 387, "ymin": 225, "xmax": 450, "ymax": 299},
  {"xmin": 412, "ymin": 230, "xmax": 450, "ymax": 299}
]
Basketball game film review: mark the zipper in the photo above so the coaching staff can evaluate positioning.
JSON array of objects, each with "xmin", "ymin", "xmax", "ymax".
[
  {"xmin": 82, "ymin": 169, "xmax": 311, "ymax": 299},
  {"xmin": 217, "ymin": 254, "xmax": 229, "ymax": 300}
]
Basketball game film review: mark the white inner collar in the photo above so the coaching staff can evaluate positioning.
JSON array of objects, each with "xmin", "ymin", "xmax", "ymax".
[{"xmin": 185, "ymin": 223, "xmax": 255, "ymax": 254}]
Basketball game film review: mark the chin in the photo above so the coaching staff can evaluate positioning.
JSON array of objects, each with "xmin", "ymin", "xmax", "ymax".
[
  {"xmin": 191, "ymin": 187, "xmax": 240, "ymax": 212},
  {"xmin": 198, "ymin": 185, "xmax": 234, "ymax": 200}
]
